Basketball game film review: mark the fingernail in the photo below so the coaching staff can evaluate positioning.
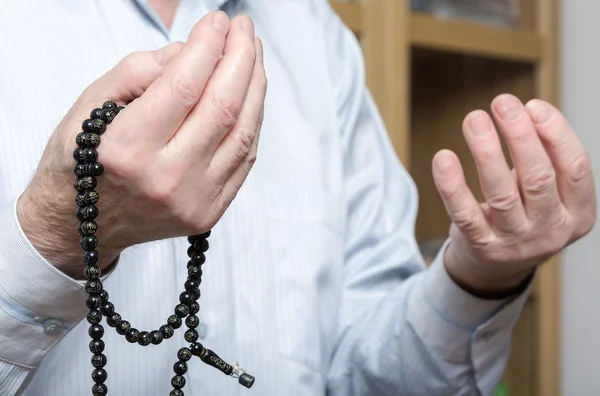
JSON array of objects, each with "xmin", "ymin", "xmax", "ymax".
[
  {"xmin": 525, "ymin": 100, "xmax": 551, "ymax": 124},
  {"xmin": 495, "ymin": 94, "xmax": 523, "ymax": 122},
  {"xmin": 239, "ymin": 15, "xmax": 254, "ymax": 36},
  {"xmin": 468, "ymin": 111, "xmax": 492, "ymax": 138},
  {"xmin": 213, "ymin": 11, "xmax": 228, "ymax": 31}
]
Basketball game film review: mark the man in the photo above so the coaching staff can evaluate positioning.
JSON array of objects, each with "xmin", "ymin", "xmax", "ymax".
[{"xmin": 0, "ymin": 0, "xmax": 595, "ymax": 395}]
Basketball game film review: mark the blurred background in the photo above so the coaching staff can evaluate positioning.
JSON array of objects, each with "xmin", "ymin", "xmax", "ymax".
[{"xmin": 328, "ymin": 0, "xmax": 599, "ymax": 395}]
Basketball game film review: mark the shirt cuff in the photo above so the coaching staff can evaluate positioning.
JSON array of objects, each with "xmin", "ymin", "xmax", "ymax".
[{"xmin": 0, "ymin": 195, "xmax": 115, "ymax": 368}]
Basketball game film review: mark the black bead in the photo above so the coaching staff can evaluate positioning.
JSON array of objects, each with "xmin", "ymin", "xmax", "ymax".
[
  {"xmin": 74, "ymin": 163, "xmax": 86, "ymax": 178},
  {"xmin": 171, "ymin": 375, "xmax": 186, "ymax": 389},
  {"xmin": 116, "ymin": 320, "xmax": 131, "ymax": 335},
  {"xmin": 75, "ymin": 193, "xmax": 86, "ymax": 207},
  {"xmin": 76, "ymin": 131, "xmax": 87, "ymax": 147},
  {"xmin": 92, "ymin": 383, "xmax": 108, "ymax": 396},
  {"xmin": 184, "ymin": 279, "xmax": 200, "ymax": 292},
  {"xmin": 90, "ymin": 108, "xmax": 103, "ymax": 119},
  {"xmin": 175, "ymin": 304, "xmax": 190, "ymax": 318},
  {"xmin": 85, "ymin": 279, "xmax": 103, "ymax": 295},
  {"xmin": 190, "ymin": 342, "xmax": 204, "ymax": 356},
  {"xmin": 177, "ymin": 347, "xmax": 192, "ymax": 362},
  {"xmin": 106, "ymin": 313, "xmax": 121, "ymax": 327},
  {"xmin": 74, "ymin": 176, "xmax": 97, "ymax": 193},
  {"xmin": 99, "ymin": 290, "xmax": 109, "ymax": 303},
  {"xmin": 84, "ymin": 265, "xmax": 101, "ymax": 280},
  {"xmin": 84, "ymin": 162, "xmax": 104, "ymax": 176},
  {"xmin": 167, "ymin": 315, "xmax": 182, "ymax": 329},
  {"xmin": 82, "ymin": 119, "xmax": 94, "ymax": 133},
  {"xmin": 189, "ymin": 302, "xmax": 200, "ymax": 315},
  {"xmin": 88, "ymin": 324, "xmax": 104, "ymax": 340},
  {"xmin": 150, "ymin": 330, "xmax": 163, "ymax": 345},
  {"xmin": 100, "ymin": 108, "xmax": 117, "ymax": 124},
  {"xmin": 79, "ymin": 148, "xmax": 97, "ymax": 163},
  {"xmin": 179, "ymin": 292, "xmax": 195, "ymax": 306},
  {"xmin": 91, "ymin": 354, "xmax": 107, "ymax": 368},
  {"xmin": 137, "ymin": 331, "xmax": 151, "ymax": 346},
  {"xmin": 193, "ymin": 288, "xmax": 201, "ymax": 300},
  {"xmin": 193, "ymin": 239, "xmax": 209, "ymax": 252},
  {"xmin": 185, "ymin": 315, "xmax": 199, "ymax": 329},
  {"xmin": 238, "ymin": 373, "xmax": 256, "ymax": 389},
  {"xmin": 100, "ymin": 302, "xmax": 114, "ymax": 317},
  {"xmin": 170, "ymin": 390, "xmax": 184, "ymax": 396},
  {"xmin": 125, "ymin": 328, "xmax": 140, "ymax": 343},
  {"xmin": 190, "ymin": 252, "xmax": 205, "ymax": 266},
  {"xmin": 80, "ymin": 235, "xmax": 99, "ymax": 251},
  {"xmin": 201, "ymin": 230, "xmax": 211, "ymax": 239},
  {"xmin": 83, "ymin": 205, "xmax": 99, "ymax": 220},
  {"xmin": 92, "ymin": 368, "xmax": 107, "ymax": 383},
  {"xmin": 187, "ymin": 235, "xmax": 200, "ymax": 244},
  {"xmin": 187, "ymin": 245, "xmax": 196, "ymax": 258},
  {"xmin": 73, "ymin": 147, "xmax": 83, "ymax": 162},
  {"xmin": 86, "ymin": 309, "xmax": 102, "ymax": 325},
  {"xmin": 84, "ymin": 251, "xmax": 100, "ymax": 266},
  {"xmin": 80, "ymin": 220, "xmax": 98, "ymax": 235},
  {"xmin": 85, "ymin": 133, "xmax": 101, "ymax": 149},
  {"xmin": 160, "ymin": 324, "xmax": 174, "ymax": 339},
  {"xmin": 84, "ymin": 190, "xmax": 100, "ymax": 205},
  {"xmin": 184, "ymin": 329, "xmax": 198, "ymax": 343},
  {"xmin": 187, "ymin": 265, "xmax": 202, "ymax": 280},
  {"xmin": 102, "ymin": 100, "xmax": 117, "ymax": 110},
  {"xmin": 173, "ymin": 361, "xmax": 188, "ymax": 375},
  {"xmin": 86, "ymin": 295, "xmax": 102, "ymax": 310},
  {"xmin": 90, "ymin": 118, "xmax": 106, "ymax": 135},
  {"xmin": 89, "ymin": 339, "xmax": 105, "ymax": 354}
]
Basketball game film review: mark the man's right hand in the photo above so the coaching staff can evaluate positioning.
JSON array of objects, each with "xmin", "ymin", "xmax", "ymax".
[{"xmin": 17, "ymin": 11, "xmax": 266, "ymax": 278}]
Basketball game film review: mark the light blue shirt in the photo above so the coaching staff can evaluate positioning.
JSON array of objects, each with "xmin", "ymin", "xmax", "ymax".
[{"xmin": 0, "ymin": 0, "xmax": 530, "ymax": 395}]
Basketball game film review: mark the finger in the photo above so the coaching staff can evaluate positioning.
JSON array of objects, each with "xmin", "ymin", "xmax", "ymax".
[
  {"xmin": 81, "ymin": 41, "xmax": 184, "ymax": 106},
  {"xmin": 462, "ymin": 110, "xmax": 527, "ymax": 233},
  {"xmin": 209, "ymin": 37, "xmax": 266, "ymax": 184},
  {"xmin": 491, "ymin": 94, "xmax": 562, "ymax": 220},
  {"xmin": 525, "ymin": 99, "xmax": 596, "ymax": 227},
  {"xmin": 432, "ymin": 149, "xmax": 491, "ymax": 242},
  {"xmin": 170, "ymin": 15, "xmax": 257, "ymax": 160},
  {"xmin": 123, "ymin": 11, "xmax": 230, "ymax": 147}
]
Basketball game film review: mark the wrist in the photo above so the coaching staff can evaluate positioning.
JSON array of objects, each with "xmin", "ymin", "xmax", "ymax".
[
  {"xmin": 443, "ymin": 244, "xmax": 534, "ymax": 299},
  {"xmin": 17, "ymin": 183, "xmax": 119, "ymax": 279}
]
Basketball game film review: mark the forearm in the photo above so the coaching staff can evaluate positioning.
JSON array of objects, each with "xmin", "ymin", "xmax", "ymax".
[{"xmin": 326, "ymin": 244, "xmax": 530, "ymax": 396}]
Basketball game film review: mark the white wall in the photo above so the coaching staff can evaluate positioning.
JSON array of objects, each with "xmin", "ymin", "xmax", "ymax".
[{"xmin": 560, "ymin": 1, "xmax": 600, "ymax": 394}]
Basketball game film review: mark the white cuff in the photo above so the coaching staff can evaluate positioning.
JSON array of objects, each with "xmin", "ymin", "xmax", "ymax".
[{"xmin": 0, "ymin": 196, "xmax": 113, "ymax": 367}]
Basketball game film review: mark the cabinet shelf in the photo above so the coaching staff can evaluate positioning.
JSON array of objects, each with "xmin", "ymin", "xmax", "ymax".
[{"xmin": 330, "ymin": 2, "xmax": 542, "ymax": 62}]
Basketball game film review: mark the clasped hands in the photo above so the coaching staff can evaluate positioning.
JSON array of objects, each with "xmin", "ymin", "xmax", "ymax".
[{"xmin": 17, "ymin": 11, "xmax": 596, "ymax": 295}]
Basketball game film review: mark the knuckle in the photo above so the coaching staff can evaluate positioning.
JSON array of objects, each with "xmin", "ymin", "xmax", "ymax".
[
  {"xmin": 119, "ymin": 53, "xmax": 141, "ymax": 79},
  {"xmin": 452, "ymin": 206, "xmax": 482, "ymax": 233},
  {"xmin": 568, "ymin": 154, "xmax": 592, "ymax": 184},
  {"xmin": 522, "ymin": 169, "xmax": 556, "ymax": 195},
  {"xmin": 213, "ymin": 96, "xmax": 241, "ymax": 130},
  {"xmin": 486, "ymin": 190, "xmax": 520, "ymax": 212},
  {"xmin": 171, "ymin": 74, "xmax": 201, "ymax": 107},
  {"xmin": 229, "ymin": 127, "xmax": 253, "ymax": 158}
]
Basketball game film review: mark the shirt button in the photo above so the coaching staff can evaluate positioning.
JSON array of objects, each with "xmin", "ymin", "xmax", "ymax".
[
  {"xmin": 43, "ymin": 318, "xmax": 63, "ymax": 333},
  {"xmin": 197, "ymin": 323, "xmax": 209, "ymax": 339}
]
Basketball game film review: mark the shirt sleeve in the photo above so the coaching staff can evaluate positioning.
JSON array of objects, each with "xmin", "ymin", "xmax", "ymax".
[
  {"xmin": 316, "ymin": 3, "xmax": 531, "ymax": 395},
  {"xmin": 0, "ymin": 194, "xmax": 92, "ymax": 393}
]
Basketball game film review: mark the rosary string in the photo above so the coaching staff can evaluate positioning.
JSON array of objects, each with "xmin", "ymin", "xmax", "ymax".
[{"xmin": 73, "ymin": 100, "xmax": 255, "ymax": 395}]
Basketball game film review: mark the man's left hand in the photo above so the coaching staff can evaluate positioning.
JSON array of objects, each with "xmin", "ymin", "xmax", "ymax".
[{"xmin": 433, "ymin": 94, "xmax": 596, "ymax": 298}]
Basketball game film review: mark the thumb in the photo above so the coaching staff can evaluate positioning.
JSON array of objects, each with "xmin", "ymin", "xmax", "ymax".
[{"xmin": 82, "ymin": 41, "xmax": 184, "ymax": 105}]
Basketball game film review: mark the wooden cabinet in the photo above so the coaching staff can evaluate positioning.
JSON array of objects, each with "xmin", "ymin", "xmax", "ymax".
[{"xmin": 330, "ymin": 1, "xmax": 560, "ymax": 395}]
